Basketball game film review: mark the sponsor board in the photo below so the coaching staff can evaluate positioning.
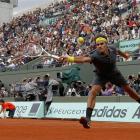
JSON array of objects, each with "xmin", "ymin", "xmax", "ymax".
[
  {"xmin": 119, "ymin": 39, "xmax": 140, "ymax": 52},
  {"xmin": 0, "ymin": 102, "xmax": 44, "ymax": 118},
  {"xmin": 46, "ymin": 103, "xmax": 140, "ymax": 122}
]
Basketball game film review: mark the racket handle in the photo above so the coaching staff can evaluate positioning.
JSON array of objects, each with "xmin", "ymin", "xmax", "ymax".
[{"xmin": 51, "ymin": 55, "xmax": 60, "ymax": 59}]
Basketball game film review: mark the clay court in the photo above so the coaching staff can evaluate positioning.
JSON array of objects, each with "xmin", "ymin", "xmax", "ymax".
[{"xmin": 0, "ymin": 119, "xmax": 140, "ymax": 140}]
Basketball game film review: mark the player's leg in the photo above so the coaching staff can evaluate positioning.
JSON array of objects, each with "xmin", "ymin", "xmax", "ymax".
[
  {"xmin": 122, "ymin": 84, "xmax": 140, "ymax": 103},
  {"xmin": 80, "ymin": 84, "xmax": 102, "ymax": 128},
  {"xmin": 110, "ymin": 71, "xmax": 140, "ymax": 103},
  {"xmin": 87, "ymin": 84, "xmax": 102, "ymax": 119},
  {"xmin": 80, "ymin": 84, "xmax": 103, "ymax": 128},
  {"xmin": 79, "ymin": 74, "xmax": 106, "ymax": 128}
]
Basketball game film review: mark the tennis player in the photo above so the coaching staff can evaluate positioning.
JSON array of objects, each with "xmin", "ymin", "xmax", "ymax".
[
  {"xmin": 59, "ymin": 34, "xmax": 140, "ymax": 128},
  {"xmin": 0, "ymin": 99, "xmax": 16, "ymax": 118}
]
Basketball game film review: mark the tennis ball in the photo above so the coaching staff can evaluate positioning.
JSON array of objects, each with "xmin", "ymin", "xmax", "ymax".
[{"xmin": 77, "ymin": 37, "xmax": 85, "ymax": 45}]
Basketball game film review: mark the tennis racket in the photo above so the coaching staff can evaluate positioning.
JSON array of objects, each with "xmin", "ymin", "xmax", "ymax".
[{"xmin": 23, "ymin": 43, "xmax": 60, "ymax": 59}]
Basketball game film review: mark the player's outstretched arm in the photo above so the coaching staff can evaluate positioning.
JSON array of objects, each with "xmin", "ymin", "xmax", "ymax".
[{"xmin": 59, "ymin": 56, "xmax": 92, "ymax": 63}]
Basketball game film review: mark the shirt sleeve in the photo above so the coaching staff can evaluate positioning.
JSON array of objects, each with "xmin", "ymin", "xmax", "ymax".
[
  {"xmin": 109, "ymin": 45, "xmax": 118, "ymax": 54},
  {"xmin": 89, "ymin": 50, "xmax": 96, "ymax": 63}
]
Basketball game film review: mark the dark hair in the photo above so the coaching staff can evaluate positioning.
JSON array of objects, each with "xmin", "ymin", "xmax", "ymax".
[
  {"xmin": 89, "ymin": 85, "xmax": 92, "ymax": 88},
  {"xmin": 0, "ymin": 99, "xmax": 5, "ymax": 103},
  {"xmin": 128, "ymin": 75, "xmax": 133, "ymax": 79},
  {"xmin": 43, "ymin": 74, "xmax": 49, "ymax": 80},
  {"xmin": 36, "ymin": 76, "xmax": 40, "ymax": 79}
]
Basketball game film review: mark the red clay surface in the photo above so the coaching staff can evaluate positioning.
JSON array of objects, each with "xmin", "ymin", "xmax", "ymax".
[{"xmin": 0, "ymin": 119, "xmax": 140, "ymax": 140}]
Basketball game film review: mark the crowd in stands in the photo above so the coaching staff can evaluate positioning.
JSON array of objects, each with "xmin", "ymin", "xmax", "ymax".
[
  {"xmin": 0, "ymin": 80, "xmax": 8, "ymax": 98},
  {"xmin": 7, "ymin": 74, "xmax": 61, "ymax": 101},
  {"xmin": 0, "ymin": 0, "xmax": 140, "ymax": 71},
  {"xmin": 0, "ymin": 71, "xmax": 140, "ymax": 100},
  {"xmin": 0, "ymin": 0, "xmax": 140, "ymax": 99}
]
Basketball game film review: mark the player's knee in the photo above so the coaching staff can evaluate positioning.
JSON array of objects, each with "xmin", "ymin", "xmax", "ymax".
[{"xmin": 90, "ymin": 85, "xmax": 102, "ymax": 96}]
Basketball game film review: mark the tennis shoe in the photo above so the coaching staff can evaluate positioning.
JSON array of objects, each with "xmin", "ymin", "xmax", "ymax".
[{"xmin": 79, "ymin": 117, "xmax": 91, "ymax": 129}]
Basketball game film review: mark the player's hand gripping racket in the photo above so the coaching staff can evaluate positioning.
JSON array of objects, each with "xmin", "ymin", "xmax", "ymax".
[{"xmin": 23, "ymin": 43, "xmax": 60, "ymax": 59}]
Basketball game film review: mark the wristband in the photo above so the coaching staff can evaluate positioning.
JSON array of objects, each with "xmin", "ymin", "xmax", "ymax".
[{"xmin": 67, "ymin": 56, "xmax": 75, "ymax": 63}]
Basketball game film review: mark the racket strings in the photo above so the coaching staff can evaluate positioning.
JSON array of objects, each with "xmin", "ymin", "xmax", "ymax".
[
  {"xmin": 23, "ymin": 43, "xmax": 59, "ymax": 59},
  {"xmin": 24, "ymin": 44, "xmax": 42, "ymax": 57}
]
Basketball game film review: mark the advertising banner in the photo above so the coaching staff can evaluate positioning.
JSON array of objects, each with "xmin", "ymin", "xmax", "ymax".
[
  {"xmin": 0, "ymin": 101, "xmax": 45, "ymax": 118},
  {"xmin": 119, "ymin": 39, "xmax": 140, "ymax": 52},
  {"xmin": 1, "ymin": 102, "xmax": 140, "ymax": 122},
  {"xmin": 46, "ymin": 103, "xmax": 140, "ymax": 122}
]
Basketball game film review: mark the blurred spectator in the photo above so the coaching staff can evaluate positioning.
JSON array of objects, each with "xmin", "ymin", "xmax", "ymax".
[
  {"xmin": 127, "ymin": 74, "xmax": 135, "ymax": 88},
  {"xmin": 84, "ymin": 84, "xmax": 92, "ymax": 96},
  {"xmin": 115, "ymin": 86, "xmax": 125, "ymax": 96},
  {"xmin": 0, "ymin": 80, "xmax": 4, "ymax": 89},
  {"xmin": 0, "ymin": 80, "xmax": 8, "ymax": 98},
  {"xmin": 101, "ymin": 82, "xmax": 116, "ymax": 96},
  {"xmin": 133, "ymin": 73, "xmax": 140, "ymax": 93},
  {"xmin": 0, "ymin": 87, "xmax": 8, "ymax": 98},
  {"xmin": 44, "ymin": 74, "xmax": 59, "ymax": 114}
]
